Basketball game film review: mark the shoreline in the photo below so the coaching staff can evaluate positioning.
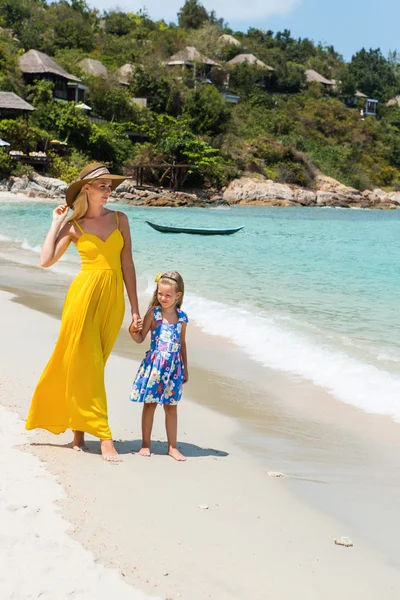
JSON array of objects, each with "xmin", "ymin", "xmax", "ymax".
[
  {"xmin": 2, "ymin": 289, "xmax": 400, "ymax": 598},
  {"xmin": 1, "ymin": 179, "xmax": 399, "ymax": 210},
  {"xmin": 1, "ymin": 254, "xmax": 400, "ymax": 594},
  {"xmin": 2, "ymin": 195, "xmax": 400, "ymax": 596}
]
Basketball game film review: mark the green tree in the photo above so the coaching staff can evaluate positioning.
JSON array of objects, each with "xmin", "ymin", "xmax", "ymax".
[
  {"xmin": 182, "ymin": 85, "xmax": 230, "ymax": 135},
  {"xmin": 348, "ymin": 48, "xmax": 398, "ymax": 100},
  {"xmin": 87, "ymin": 75, "xmax": 142, "ymax": 122},
  {"xmin": 41, "ymin": 0, "xmax": 97, "ymax": 53},
  {"xmin": 178, "ymin": 0, "xmax": 209, "ymax": 30},
  {"xmin": 229, "ymin": 62, "xmax": 274, "ymax": 98},
  {"xmin": 104, "ymin": 11, "xmax": 134, "ymax": 36},
  {"xmin": 25, "ymin": 80, "xmax": 54, "ymax": 106},
  {"xmin": 0, "ymin": 0, "xmax": 31, "ymax": 36},
  {"xmin": 131, "ymin": 65, "xmax": 183, "ymax": 114}
]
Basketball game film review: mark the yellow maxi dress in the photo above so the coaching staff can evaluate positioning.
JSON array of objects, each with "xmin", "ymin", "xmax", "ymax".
[{"xmin": 26, "ymin": 212, "xmax": 125, "ymax": 439}]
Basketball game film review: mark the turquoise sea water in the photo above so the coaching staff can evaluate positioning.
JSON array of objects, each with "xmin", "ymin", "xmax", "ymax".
[{"xmin": 1, "ymin": 201, "xmax": 400, "ymax": 420}]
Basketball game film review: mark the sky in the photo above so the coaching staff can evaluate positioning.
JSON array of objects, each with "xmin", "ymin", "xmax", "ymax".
[{"xmin": 90, "ymin": 0, "xmax": 400, "ymax": 60}]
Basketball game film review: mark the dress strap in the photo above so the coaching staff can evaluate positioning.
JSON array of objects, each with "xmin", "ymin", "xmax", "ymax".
[
  {"xmin": 74, "ymin": 219, "xmax": 84, "ymax": 234},
  {"xmin": 115, "ymin": 211, "xmax": 119, "ymax": 229},
  {"xmin": 153, "ymin": 307, "xmax": 162, "ymax": 322}
]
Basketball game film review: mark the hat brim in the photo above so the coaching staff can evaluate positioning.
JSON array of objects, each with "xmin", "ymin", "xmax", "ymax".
[{"xmin": 66, "ymin": 175, "xmax": 127, "ymax": 207}]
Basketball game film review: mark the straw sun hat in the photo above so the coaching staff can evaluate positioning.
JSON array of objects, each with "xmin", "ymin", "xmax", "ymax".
[{"xmin": 66, "ymin": 163, "xmax": 127, "ymax": 207}]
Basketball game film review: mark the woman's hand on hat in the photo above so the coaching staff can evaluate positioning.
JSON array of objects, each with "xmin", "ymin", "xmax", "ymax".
[{"xmin": 52, "ymin": 204, "xmax": 69, "ymax": 224}]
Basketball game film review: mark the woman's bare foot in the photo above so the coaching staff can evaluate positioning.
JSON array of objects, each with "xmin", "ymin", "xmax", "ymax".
[
  {"xmin": 101, "ymin": 439, "xmax": 121, "ymax": 463},
  {"xmin": 168, "ymin": 447, "xmax": 186, "ymax": 462},
  {"xmin": 72, "ymin": 431, "xmax": 88, "ymax": 452},
  {"xmin": 138, "ymin": 447, "xmax": 151, "ymax": 457}
]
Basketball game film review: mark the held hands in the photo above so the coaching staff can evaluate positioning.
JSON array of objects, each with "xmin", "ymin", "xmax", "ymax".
[
  {"xmin": 52, "ymin": 204, "xmax": 69, "ymax": 224},
  {"xmin": 129, "ymin": 313, "xmax": 143, "ymax": 336}
]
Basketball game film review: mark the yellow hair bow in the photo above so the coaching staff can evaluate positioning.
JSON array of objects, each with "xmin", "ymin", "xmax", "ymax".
[{"xmin": 155, "ymin": 272, "xmax": 162, "ymax": 283}]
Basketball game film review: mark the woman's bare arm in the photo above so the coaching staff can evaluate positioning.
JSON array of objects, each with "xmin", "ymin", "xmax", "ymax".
[
  {"xmin": 119, "ymin": 212, "xmax": 140, "ymax": 325},
  {"xmin": 40, "ymin": 205, "xmax": 74, "ymax": 268}
]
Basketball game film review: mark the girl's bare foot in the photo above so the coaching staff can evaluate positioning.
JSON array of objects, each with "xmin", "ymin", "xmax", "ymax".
[
  {"xmin": 138, "ymin": 447, "xmax": 151, "ymax": 457},
  {"xmin": 168, "ymin": 447, "xmax": 186, "ymax": 462},
  {"xmin": 101, "ymin": 439, "xmax": 121, "ymax": 463},
  {"xmin": 72, "ymin": 431, "xmax": 88, "ymax": 452}
]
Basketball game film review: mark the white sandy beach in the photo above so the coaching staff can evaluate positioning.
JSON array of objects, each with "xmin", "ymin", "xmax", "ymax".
[
  {"xmin": 0, "ymin": 389, "xmax": 158, "ymax": 600},
  {"xmin": 1, "ymin": 288, "xmax": 400, "ymax": 600}
]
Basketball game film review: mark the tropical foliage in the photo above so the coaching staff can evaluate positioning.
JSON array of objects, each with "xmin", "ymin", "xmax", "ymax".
[{"xmin": 0, "ymin": 0, "xmax": 399, "ymax": 188}]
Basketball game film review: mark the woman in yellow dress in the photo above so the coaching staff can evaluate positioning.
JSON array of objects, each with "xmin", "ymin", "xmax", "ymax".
[{"xmin": 26, "ymin": 163, "xmax": 141, "ymax": 462}]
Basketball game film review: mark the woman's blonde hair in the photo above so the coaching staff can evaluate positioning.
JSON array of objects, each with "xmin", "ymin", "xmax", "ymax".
[
  {"xmin": 149, "ymin": 271, "xmax": 185, "ymax": 309},
  {"xmin": 65, "ymin": 186, "xmax": 89, "ymax": 224}
]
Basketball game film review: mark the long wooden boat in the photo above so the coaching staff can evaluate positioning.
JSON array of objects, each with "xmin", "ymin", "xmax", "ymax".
[{"xmin": 146, "ymin": 221, "xmax": 243, "ymax": 236}]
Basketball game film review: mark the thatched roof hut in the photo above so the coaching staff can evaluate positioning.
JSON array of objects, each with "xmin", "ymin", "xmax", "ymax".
[
  {"xmin": 227, "ymin": 54, "xmax": 274, "ymax": 71},
  {"xmin": 167, "ymin": 46, "xmax": 220, "ymax": 67},
  {"xmin": 219, "ymin": 34, "xmax": 241, "ymax": 47},
  {"xmin": 79, "ymin": 58, "xmax": 108, "ymax": 77},
  {"xmin": 0, "ymin": 92, "xmax": 35, "ymax": 112},
  {"xmin": 386, "ymin": 95, "xmax": 400, "ymax": 107},
  {"xmin": 305, "ymin": 69, "xmax": 334, "ymax": 86},
  {"xmin": 19, "ymin": 50, "xmax": 80, "ymax": 82}
]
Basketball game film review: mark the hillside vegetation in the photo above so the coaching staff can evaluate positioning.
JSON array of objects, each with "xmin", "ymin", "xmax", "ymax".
[{"xmin": 1, "ymin": 0, "xmax": 400, "ymax": 190}]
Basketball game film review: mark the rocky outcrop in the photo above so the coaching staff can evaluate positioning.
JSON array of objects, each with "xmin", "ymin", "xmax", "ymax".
[
  {"xmin": 0, "ymin": 170, "xmax": 399, "ymax": 210},
  {"xmin": 0, "ymin": 174, "xmax": 67, "ymax": 198},
  {"xmin": 222, "ymin": 178, "xmax": 295, "ymax": 204},
  {"xmin": 221, "ymin": 174, "xmax": 399, "ymax": 210},
  {"xmin": 113, "ymin": 181, "xmax": 227, "ymax": 208}
]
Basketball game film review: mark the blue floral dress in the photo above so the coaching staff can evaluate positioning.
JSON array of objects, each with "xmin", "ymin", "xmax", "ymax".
[{"xmin": 130, "ymin": 307, "xmax": 188, "ymax": 405}]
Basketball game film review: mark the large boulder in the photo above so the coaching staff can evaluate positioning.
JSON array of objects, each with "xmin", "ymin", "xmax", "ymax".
[
  {"xmin": 223, "ymin": 177, "xmax": 294, "ymax": 204},
  {"xmin": 316, "ymin": 191, "xmax": 350, "ymax": 207},
  {"xmin": 30, "ymin": 173, "xmax": 67, "ymax": 196},
  {"xmin": 294, "ymin": 189, "xmax": 317, "ymax": 206},
  {"xmin": 8, "ymin": 176, "xmax": 29, "ymax": 193},
  {"xmin": 387, "ymin": 191, "xmax": 400, "ymax": 205}
]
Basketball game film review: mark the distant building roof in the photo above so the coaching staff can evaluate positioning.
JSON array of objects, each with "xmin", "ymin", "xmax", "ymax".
[
  {"xmin": 305, "ymin": 69, "xmax": 334, "ymax": 86},
  {"xmin": 386, "ymin": 95, "xmax": 400, "ymax": 107},
  {"xmin": 219, "ymin": 34, "xmax": 241, "ymax": 47},
  {"xmin": 167, "ymin": 46, "xmax": 220, "ymax": 67},
  {"xmin": 355, "ymin": 90, "xmax": 368, "ymax": 98},
  {"xmin": 79, "ymin": 58, "xmax": 108, "ymax": 77},
  {"xmin": 19, "ymin": 49, "xmax": 80, "ymax": 82},
  {"xmin": 0, "ymin": 92, "xmax": 35, "ymax": 111},
  {"xmin": 227, "ymin": 54, "xmax": 274, "ymax": 71},
  {"xmin": 119, "ymin": 63, "xmax": 135, "ymax": 85}
]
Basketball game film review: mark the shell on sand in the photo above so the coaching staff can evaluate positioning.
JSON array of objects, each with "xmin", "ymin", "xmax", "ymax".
[
  {"xmin": 334, "ymin": 537, "xmax": 353, "ymax": 547},
  {"xmin": 267, "ymin": 471, "xmax": 285, "ymax": 478}
]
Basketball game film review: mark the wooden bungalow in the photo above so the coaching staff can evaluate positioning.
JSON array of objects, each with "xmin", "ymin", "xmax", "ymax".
[
  {"xmin": 226, "ymin": 53, "xmax": 275, "ymax": 93},
  {"xmin": 219, "ymin": 34, "xmax": 241, "ymax": 47},
  {"xmin": 227, "ymin": 53, "xmax": 274, "ymax": 71},
  {"xmin": 19, "ymin": 50, "xmax": 88, "ymax": 104},
  {"xmin": 305, "ymin": 69, "xmax": 335, "ymax": 88},
  {"xmin": 0, "ymin": 92, "xmax": 35, "ymax": 118},
  {"xmin": 78, "ymin": 58, "xmax": 108, "ymax": 78},
  {"xmin": 167, "ymin": 46, "xmax": 220, "ymax": 83}
]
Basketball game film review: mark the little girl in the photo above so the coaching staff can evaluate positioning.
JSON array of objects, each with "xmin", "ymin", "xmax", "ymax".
[{"xmin": 129, "ymin": 271, "xmax": 188, "ymax": 461}]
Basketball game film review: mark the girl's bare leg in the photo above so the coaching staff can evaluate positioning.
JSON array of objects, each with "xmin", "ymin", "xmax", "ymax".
[
  {"xmin": 140, "ymin": 403, "xmax": 157, "ymax": 456},
  {"xmin": 164, "ymin": 405, "xmax": 186, "ymax": 461}
]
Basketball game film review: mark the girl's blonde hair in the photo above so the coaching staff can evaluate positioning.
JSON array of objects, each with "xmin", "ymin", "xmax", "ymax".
[
  {"xmin": 150, "ymin": 271, "xmax": 185, "ymax": 309},
  {"xmin": 65, "ymin": 186, "xmax": 89, "ymax": 224}
]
